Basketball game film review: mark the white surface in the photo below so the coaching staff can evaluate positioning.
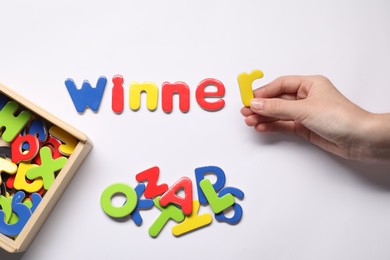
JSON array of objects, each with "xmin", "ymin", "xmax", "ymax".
[{"xmin": 1, "ymin": 0, "xmax": 390, "ymax": 259}]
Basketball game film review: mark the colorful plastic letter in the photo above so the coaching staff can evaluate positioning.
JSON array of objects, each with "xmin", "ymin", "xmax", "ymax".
[
  {"xmin": 200, "ymin": 178, "xmax": 235, "ymax": 214},
  {"xmin": 65, "ymin": 76, "xmax": 107, "ymax": 113},
  {"xmin": 26, "ymin": 147, "xmax": 68, "ymax": 190},
  {"xmin": 237, "ymin": 69, "xmax": 264, "ymax": 106},
  {"xmin": 215, "ymin": 187, "xmax": 244, "ymax": 225},
  {"xmin": 9, "ymin": 191, "xmax": 42, "ymax": 217},
  {"xmin": 0, "ymin": 195, "xmax": 12, "ymax": 222},
  {"xmin": 14, "ymin": 162, "xmax": 42, "ymax": 193},
  {"xmin": 112, "ymin": 75, "xmax": 124, "ymax": 114},
  {"xmin": 0, "ymin": 94, "xmax": 7, "ymax": 109},
  {"xmin": 0, "ymin": 101, "xmax": 31, "ymax": 142},
  {"xmin": 29, "ymin": 192, "xmax": 43, "ymax": 213},
  {"xmin": 49, "ymin": 126, "xmax": 78, "ymax": 156},
  {"xmin": 129, "ymin": 82, "xmax": 158, "ymax": 111},
  {"xmin": 0, "ymin": 191, "xmax": 32, "ymax": 237},
  {"xmin": 161, "ymin": 82, "xmax": 190, "ymax": 113},
  {"xmin": 33, "ymin": 135, "xmax": 62, "ymax": 165},
  {"xmin": 8, "ymin": 192, "xmax": 42, "ymax": 226},
  {"xmin": 100, "ymin": 183, "xmax": 138, "ymax": 218},
  {"xmin": 172, "ymin": 200, "xmax": 213, "ymax": 237},
  {"xmin": 26, "ymin": 119, "xmax": 48, "ymax": 143},
  {"xmin": 11, "ymin": 134, "xmax": 40, "ymax": 164},
  {"xmin": 148, "ymin": 197, "xmax": 185, "ymax": 238},
  {"xmin": 130, "ymin": 183, "xmax": 154, "ymax": 226},
  {"xmin": 196, "ymin": 78, "xmax": 225, "ymax": 111},
  {"xmin": 0, "ymin": 158, "xmax": 17, "ymax": 185},
  {"xmin": 135, "ymin": 166, "xmax": 168, "ymax": 199},
  {"xmin": 21, "ymin": 118, "xmax": 48, "ymax": 150},
  {"xmin": 160, "ymin": 177, "xmax": 193, "ymax": 215},
  {"xmin": 195, "ymin": 166, "xmax": 227, "ymax": 205},
  {"xmin": 6, "ymin": 175, "xmax": 15, "ymax": 190}
]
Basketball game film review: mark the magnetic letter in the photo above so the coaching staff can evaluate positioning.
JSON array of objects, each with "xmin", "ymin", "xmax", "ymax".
[
  {"xmin": 27, "ymin": 119, "xmax": 48, "ymax": 143},
  {"xmin": 33, "ymin": 135, "xmax": 62, "ymax": 165},
  {"xmin": 112, "ymin": 75, "xmax": 124, "ymax": 114},
  {"xmin": 196, "ymin": 78, "xmax": 225, "ymax": 111},
  {"xmin": 148, "ymin": 197, "xmax": 185, "ymax": 238},
  {"xmin": 130, "ymin": 183, "xmax": 154, "ymax": 226},
  {"xmin": 200, "ymin": 178, "xmax": 235, "ymax": 214},
  {"xmin": 65, "ymin": 76, "xmax": 107, "ymax": 113},
  {"xmin": 0, "ymin": 195, "xmax": 12, "ymax": 222},
  {"xmin": 100, "ymin": 183, "xmax": 138, "ymax": 218},
  {"xmin": 161, "ymin": 82, "xmax": 190, "ymax": 113},
  {"xmin": 21, "ymin": 118, "xmax": 48, "ymax": 150},
  {"xmin": 26, "ymin": 147, "xmax": 68, "ymax": 190},
  {"xmin": 237, "ymin": 69, "xmax": 264, "ymax": 106},
  {"xmin": 160, "ymin": 177, "xmax": 193, "ymax": 215},
  {"xmin": 49, "ymin": 126, "xmax": 78, "ymax": 156},
  {"xmin": 14, "ymin": 162, "xmax": 43, "ymax": 193},
  {"xmin": 0, "ymin": 191, "xmax": 32, "ymax": 237},
  {"xmin": 0, "ymin": 94, "xmax": 7, "ymax": 109},
  {"xmin": 195, "ymin": 166, "xmax": 227, "ymax": 205},
  {"xmin": 172, "ymin": 200, "xmax": 213, "ymax": 237},
  {"xmin": 11, "ymin": 134, "xmax": 39, "ymax": 164},
  {"xmin": 0, "ymin": 101, "xmax": 31, "ymax": 142},
  {"xmin": 129, "ymin": 82, "xmax": 158, "ymax": 111},
  {"xmin": 135, "ymin": 166, "xmax": 168, "ymax": 199},
  {"xmin": 0, "ymin": 158, "xmax": 17, "ymax": 185},
  {"xmin": 215, "ymin": 187, "xmax": 245, "ymax": 225}
]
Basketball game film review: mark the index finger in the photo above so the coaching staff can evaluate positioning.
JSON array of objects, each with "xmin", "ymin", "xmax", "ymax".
[{"xmin": 254, "ymin": 75, "xmax": 313, "ymax": 98}]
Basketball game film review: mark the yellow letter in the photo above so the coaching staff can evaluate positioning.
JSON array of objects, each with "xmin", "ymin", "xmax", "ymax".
[
  {"xmin": 129, "ymin": 82, "xmax": 159, "ymax": 111},
  {"xmin": 237, "ymin": 70, "xmax": 264, "ymax": 106},
  {"xmin": 172, "ymin": 200, "xmax": 212, "ymax": 237}
]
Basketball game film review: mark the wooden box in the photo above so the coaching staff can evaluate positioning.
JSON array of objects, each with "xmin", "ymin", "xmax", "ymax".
[{"xmin": 0, "ymin": 83, "xmax": 92, "ymax": 253}]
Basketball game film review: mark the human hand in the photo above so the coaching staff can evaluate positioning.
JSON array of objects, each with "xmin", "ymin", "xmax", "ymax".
[{"xmin": 241, "ymin": 75, "xmax": 390, "ymax": 163}]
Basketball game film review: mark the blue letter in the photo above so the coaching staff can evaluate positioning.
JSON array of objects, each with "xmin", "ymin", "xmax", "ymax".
[
  {"xmin": 65, "ymin": 76, "xmax": 107, "ymax": 113},
  {"xmin": 195, "ymin": 166, "xmax": 227, "ymax": 205}
]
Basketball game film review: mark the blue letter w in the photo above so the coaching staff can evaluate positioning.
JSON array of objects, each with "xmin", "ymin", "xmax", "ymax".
[{"xmin": 65, "ymin": 76, "xmax": 107, "ymax": 113}]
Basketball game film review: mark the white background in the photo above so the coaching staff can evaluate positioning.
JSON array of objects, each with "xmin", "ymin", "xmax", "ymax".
[{"xmin": 1, "ymin": 1, "xmax": 390, "ymax": 259}]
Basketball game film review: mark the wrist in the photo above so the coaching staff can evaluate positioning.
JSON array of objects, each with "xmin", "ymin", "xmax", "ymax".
[{"xmin": 359, "ymin": 113, "xmax": 390, "ymax": 163}]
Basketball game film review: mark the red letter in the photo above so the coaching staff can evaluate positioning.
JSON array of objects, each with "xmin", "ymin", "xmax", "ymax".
[
  {"xmin": 135, "ymin": 166, "xmax": 168, "ymax": 199},
  {"xmin": 11, "ymin": 134, "xmax": 39, "ymax": 164},
  {"xmin": 161, "ymin": 82, "xmax": 190, "ymax": 113},
  {"xmin": 112, "ymin": 75, "xmax": 124, "ymax": 114},
  {"xmin": 196, "ymin": 78, "xmax": 225, "ymax": 111},
  {"xmin": 160, "ymin": 177, "xmax": 193, "ymax": 215}
]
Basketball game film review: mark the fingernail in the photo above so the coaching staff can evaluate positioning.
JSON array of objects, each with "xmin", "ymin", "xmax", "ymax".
[{"xmin": 250, "ymin": 99, "xmax": 264, "ymax": 110}]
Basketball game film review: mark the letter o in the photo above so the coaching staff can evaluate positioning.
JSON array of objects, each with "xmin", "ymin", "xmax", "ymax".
[{"xmin": 100, "ymin": 183, "xmax": 137, "ymax": 218}]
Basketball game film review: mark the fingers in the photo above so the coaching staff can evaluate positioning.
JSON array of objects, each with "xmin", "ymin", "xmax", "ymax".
[
  {"xmin": 244, "ymin": 114, "xmax": 279, "ymax": 127},
  {"xmin": 250, "ymin": 98, "xmax": 307, "ymax": 121},
  {"xmin": 245, "ymin": 76, "xmax": 313, "ymax": 121},
  {"xmin": 241, "ymin": 106, "xmax": 279, "ymax": 127},
  {"xmin": 241, "ymin": 75, "xmax": 323, "ymax": 130},
  {"xmin": 253, "ymin": 75, "xmax": 313, "ymax": 99},
  {"xmin": 239, "ymin": 75, "xmax": 355, "ymax": 160},
  {"xmin": 240, "ymin": 107, "xmax": 253, "ymax": 117},
  {"xmin": 253, "ymin": 120, "xmax": 297, "ymax": 134}
]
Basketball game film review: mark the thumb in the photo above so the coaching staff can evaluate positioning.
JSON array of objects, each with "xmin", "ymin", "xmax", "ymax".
[{"xmin": 250, "ymin": 98, "xmax": 305, "ymax": 120}]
